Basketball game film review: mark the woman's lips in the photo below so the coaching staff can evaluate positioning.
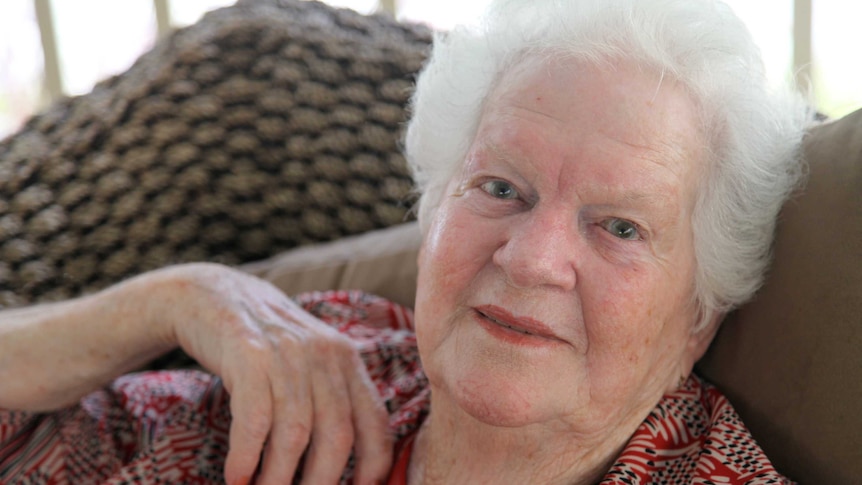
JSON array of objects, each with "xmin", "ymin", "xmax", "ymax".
[{"xmin": 473, "ymin": 305, "xmax": 564, "ymax": 346}]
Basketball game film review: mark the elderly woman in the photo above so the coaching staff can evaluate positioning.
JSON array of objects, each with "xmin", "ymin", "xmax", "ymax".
[{"xmin": 0, "ymin": 0, "xmax": 809, "ymax": 483}]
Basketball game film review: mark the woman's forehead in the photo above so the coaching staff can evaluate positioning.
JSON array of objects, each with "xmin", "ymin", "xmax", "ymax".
[
  {"xmin": 492, "ymin": 59, "xmax": 697, "ymax": 135},
  {"xmin": 481, "ymin": 60, "xmax": 704, "ymax": 172}
]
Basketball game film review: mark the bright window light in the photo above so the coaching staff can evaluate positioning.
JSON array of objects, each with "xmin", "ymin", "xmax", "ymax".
[
  {"xmin": 169, "ymin": 0, "xmax": 236, "ymax": 28},
  {"xmin": 812, "ymin": 0, "xmax": 862, "ymax": 117},
  {"xmin": 309, "ymin": 0, "xmax": 379, "ymax": 15},
  {"xmin": 50, "ymin": 0, "xmax": 157, "ymax": 96},
  {"xmin": 0, "ymin": 0, "xmax": 43, "ymax": 138},
  {"xmin": 396, "ymin": 0, "xmax": 491, "ymax": 30}
]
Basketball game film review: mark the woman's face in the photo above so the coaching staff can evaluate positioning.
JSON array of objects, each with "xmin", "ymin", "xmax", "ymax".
[{"xmin": 413, "ymin": 59, "xmax": 719, "ymax": 436}]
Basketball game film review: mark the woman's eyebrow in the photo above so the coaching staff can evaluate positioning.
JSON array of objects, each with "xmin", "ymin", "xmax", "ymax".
[
  {"xmin": 483, "ymin": 140, "xmax": 525, "ymax": 168},
  {"xmin": 479, "ymin": 140, "xmax": 552, "ymax": 188},
  {"xmin": 480, "ymin": 138, "xmax": 683, "ymax": 213}
]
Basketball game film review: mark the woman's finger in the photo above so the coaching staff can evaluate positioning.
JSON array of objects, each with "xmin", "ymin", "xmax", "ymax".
[
  {"xmin": 343, "ymin": 352, "xmax": 393, "ymax": 485},
  {"xmin": 256, "ymin": 340, "xmax": 314, "ymax": 485},
  {"xmin": 299, "ymin": 338, "xmax": 358, "ymax": 484},
  {"xmin": 224, "ymin": 376, "xmax": 273, "ymax": 485}
]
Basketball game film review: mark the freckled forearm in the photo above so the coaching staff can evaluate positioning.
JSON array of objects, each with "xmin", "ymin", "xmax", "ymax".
[{"xmin": 0, "ymin": 278, "xmax": 177, "ymax": 412}]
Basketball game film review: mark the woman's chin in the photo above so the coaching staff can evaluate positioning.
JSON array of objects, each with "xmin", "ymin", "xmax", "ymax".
[
  {"xmin": 420, "ymin": 320, "xmax": 582, "ymax": 428},
  {"xmin": 457, "ymin": 398, "xmax": 539, "ymax": 428},
  {"xmin": 436, "ymin": 372, "xmax": 554, "ymax": 428}
]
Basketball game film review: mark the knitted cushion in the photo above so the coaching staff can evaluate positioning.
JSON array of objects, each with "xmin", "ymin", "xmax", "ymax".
[{"xmin": 0, "ymin": 0, "xmax": 431, "ymax": 308}]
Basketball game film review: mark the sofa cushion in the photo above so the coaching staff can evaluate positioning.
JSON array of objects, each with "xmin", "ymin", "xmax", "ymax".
[
  {"xmin": 0, "ymin": 0, "xmax": 431, "ymax": 308},
  {"xmin": 697, "ymin": 108, "xmax": 862, "ymax": 483},
  {"xmin": 242, "ymin": 221, "xmax": 421, "ymax": 308}
]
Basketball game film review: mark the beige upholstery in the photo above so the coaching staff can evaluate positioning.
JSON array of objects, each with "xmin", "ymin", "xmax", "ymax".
[
  {"xmin": 242, "ymin": 221, "xmax": 421, "ymax": 309},
  {"xmin": 248, "ymin": 110, "xmax": 862, "ymax": 483}
]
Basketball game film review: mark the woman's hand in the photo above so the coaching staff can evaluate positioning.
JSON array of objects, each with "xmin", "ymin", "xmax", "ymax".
[
  {"xmin": 143, "ymin": 263, "xmax": 393, "ymax": 485},
  {"xmin": 0, "ymin": 261, "xmax": 389, "ymax": 483}
]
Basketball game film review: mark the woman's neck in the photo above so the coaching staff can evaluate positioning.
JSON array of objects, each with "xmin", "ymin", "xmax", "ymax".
[{"xmin": 407, "ymin": 399, "xmax": 630, "ymax": 485}]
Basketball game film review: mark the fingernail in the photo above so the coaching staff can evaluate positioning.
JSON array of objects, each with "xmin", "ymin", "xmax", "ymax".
[{"xmin": 232, "ymin": 475, "xmax": 251, "ymax": 485}]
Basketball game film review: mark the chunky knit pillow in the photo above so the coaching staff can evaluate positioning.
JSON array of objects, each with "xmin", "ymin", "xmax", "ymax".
[{"xmin": 0, "ymin": 0, "xmax": 431, "ymax": 308}]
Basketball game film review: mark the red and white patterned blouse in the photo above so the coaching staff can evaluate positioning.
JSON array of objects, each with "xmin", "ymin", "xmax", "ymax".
[{"xmin": 0, "ymin": 290, "xmax": 791, "ymax": 484}]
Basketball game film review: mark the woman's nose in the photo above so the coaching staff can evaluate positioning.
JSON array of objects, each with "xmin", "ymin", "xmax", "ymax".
[{"xmin": 492, "ymin": 210, "xmax": 578, "ymax": 291}]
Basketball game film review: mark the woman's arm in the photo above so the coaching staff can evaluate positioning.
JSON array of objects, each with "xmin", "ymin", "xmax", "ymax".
[
  {"xmin": 0, "ymin": 273, "xmax": 175, "ymax": 411},
  {"xmin": 0, "ymin": 263, "xmax": 392, "ymax": 485}
]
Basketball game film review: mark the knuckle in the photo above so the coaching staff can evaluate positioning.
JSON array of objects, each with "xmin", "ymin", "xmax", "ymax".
[
  {"xmin": 240, "ymin": 408, "xmax": 272, "ymax": 440},
  {"xmin": 230, "ymin": 348, "xmax": 274, "ymax": 380},
  {"xmin": 330, "ymin": 335, "xmax": 359, "ymax": 359},
  {"xmin": 370, "ymin": 398, "xmax": 390, "ymax": 423},
  {"xmin": 306, "ymin": 333, "xmax": 346, "ymax": 357},
  {"xmin": 270, "ymin": 331, "xmax": 298, "ymax": 355},
  {"xmin": 328, "ymin": 424, "xmax": 356, "ymax": 450},
  {"xmin": 282, "ymin": 422, "xmax": 312, "ymax": 451},
  {"xmin": 353, "ymin": 396, "xmax": 390, "ymax": 440}
]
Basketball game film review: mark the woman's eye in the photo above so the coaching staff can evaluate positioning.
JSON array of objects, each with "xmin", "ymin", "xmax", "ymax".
[
  {"xmin": 480, "ymin": 180, "xmax": 519, "ymax": 199},
  {"xmin": 602, "ymin": 218, "xmax": 641, "ymax": 241}
]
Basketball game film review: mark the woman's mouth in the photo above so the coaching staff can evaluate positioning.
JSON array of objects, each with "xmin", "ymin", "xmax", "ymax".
[
  {"xmin": 473, "ymin": 305, "xmax": 564, "ymax": 346},
  {"xmin": 483, "ymin": 312, "xmax": 534, "ymax": 335}
]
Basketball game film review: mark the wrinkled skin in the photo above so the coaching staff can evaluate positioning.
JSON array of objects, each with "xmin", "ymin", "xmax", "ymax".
[
  {"xmin": 153, "ymin": 264, "xmax": 393, "ymax": 485},
  {"xmin": 410, "ymin": 59, "xmax": 722, "ymax": 483}
]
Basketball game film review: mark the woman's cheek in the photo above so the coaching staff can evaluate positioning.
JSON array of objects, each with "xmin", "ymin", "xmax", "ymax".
[{"xmin": 419, "ymin": 207, "xmax": 477, "ymax": 296}]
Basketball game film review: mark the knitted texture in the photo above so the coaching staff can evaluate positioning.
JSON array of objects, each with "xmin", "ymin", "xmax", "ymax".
[{"xmin": 0, "ymin": 0, "xmax": 431, "ymax": 308}]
